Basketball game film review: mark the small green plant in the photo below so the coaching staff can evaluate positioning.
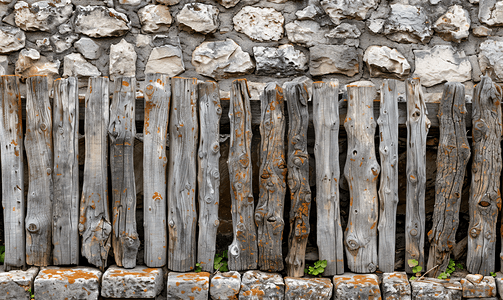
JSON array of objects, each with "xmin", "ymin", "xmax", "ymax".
[
  {"xmin": 491, "ymin": 272, "xmax": 497, "ymax": 278},
  {"xmin": 438, "ymin": 259, "xmax": 456, "ymax": 280},
  {"xmin": 214, "ymin": 250, "xmax": 228, "ymax": 272},
  {"xmin": 0, "ymin": 245, "xmax": 5, "ymax": 264},
  {"xmin": 408, "ymin": 259, "xmax": 422, "ymax": 280},
  {"xmin": 304, "ymin": 260, "xmax": 327, "ymax": 277},
  {"xmin": 28, "ymin": 288, "xmax": 34, "ymax": 299},
  {"xmin": 194, "ymin": 262, "xmax": 202, "ymax": 273}
]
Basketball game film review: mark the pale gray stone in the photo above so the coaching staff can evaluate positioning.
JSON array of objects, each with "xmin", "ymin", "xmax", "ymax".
[
  {"xmin": 284, "ymin": 277, "xmax": 332, "ymax": 300},
  {"xmin": 0, "ymin": 55, "xmax": 8, "ymax": 75},
  {"xmin": 469, "ymin": 55, "xmax": 482, "ymax": 82},
  {"xmin": 63, "ymin": 53, "xmax": 101, "ymax": 79},
  {"xmin": 433, "ymin": 5, "xmax": 470, "ymax": 43},
  {"xmin": 248, "ymin": 81, "xmax": 267, "ymax": 100},
  {"xmin": 0, "ymin": 26, "xmax": 25, "ymax": 54},
  {"xmin": 233, "ymin": 6, "xmax": 284, "ymax": 41},
  {"xmin": 253, "ymin": 44, "xmax": 308, "ymax": 77},
  {"xmin": 363, "ymin": 45, "xmax": 410, "ymax": 79},
  {"xmin": 383, "ymin": 4, "xmax": 433, "ymax": 44},
  {"xmin": 411, "ymin": 278, "xmax": 462, "ymax": 300},
  {"xmin": 296, "ymin": 5, "xmax": 320, "ymax": 20},
  {"xmin": 495, "ymin": 273, "xmax": 503, "ymax": 300},
  {"xmin": 240, "ymin": 270, "xmax": 284, "ymax": 300},
  {"xmin": 50, "ymin": 34, "xmax": 79, "ymax": 53},
  {"xmin": 136, "ymin": 34, "xmax": 151, "ymax": 48},
  {"xmin": 156, "ymin": 0, "xmax": 179, "ymax": 5},
  {"xmin": 109, "ymin": 39, "xmax": 136, "ymax": 80},
  {"xmin": 479, "ymin": 0, "xmax": 503, "ymax": 26},
  {"xmin": 367, "ymin": 18, "xmax": 385, "ymax": 34},
  {"xmin": 15, "ymin": 48, "xmax": 60, "ymax": 82},
  {"xmin": 210, "ymin": 271, "xmax": 240, "ymax": 300},
  {"xmin": 326, "ymin": 23, "xmax": 361, "ymax": 39},
  {"xmin": 461, "ymin": 275, "xmax": 496, "ymax": 298},
  {"xmin": 101, "ymin": 265, "xmax": 164, "ymax": 298},
  {"xmin": 138, "ymin": 4, "xmax": 172, "ymax": 34},
  {"xmin": 36, "ymin": 38, "xmax": 52, "ymax": 52},
  {"xmin": 167, "ymin": 272, "xmax": 210, "ymax": 300},
  {"xmin": 58, "ymin": 23, "xmax": 73, "ymax": 35},
  {"xmin": 473, "ymin": 26, "xmax": 492, "ymax": 37},
  {"xmin": 177, "ymin": 3, "xmax": 219, "ymax": 34},
  {"xmin": 344, "ymin": 38, "xmax": 359, "ymax": 47},
  {"xmin": 218, "ymin": 0, "xmax": 239, "ymax": 8},
  {"xmin": 75, "ymin": 37, "xmax": 101, "ymax": 60},
  {"xmin": 0, "ymin": 267, "xmax": 38, "ymax": 300},
  {"xmin": 333, "ymin": 273, "xmax": 381, "ymax": 300},
  {"xmin": 14, "ymin": 0, "xmax": 73, "ymax": 32},
  {"xmin": 381, "ymin": 272, "xmax": 411, "ymax": 300},
  {"xmin": 285, "ymin": 20, "xmax": 328, "ymax": 47},
  {"xmin": 309, "ymin": 44, "xmax": 359, "ymax": 76},
  {"xmin": 145, "ymin": 45, "xmax": 184, "ymax": 77},
  {"xmin": 74, "ymin": 5, "xmax": 130, "ymax": 38},
  {"xmin": 118, "ymin": 0, "xmax": 141, "ymax": 5},
  {"xmin": 192, "ymin": 39, "xmax": 254, "ymax": 80},
  {"xmin": 34, "ymin": 267, "xmax": 101, "ymax": 300},
  {"xmin": 320, "ymin": 0, "xmax": 378, "ymax": 25},
  {"xmin": 479, "ymin": 39, "xmax": 503, "ymax": 82}
]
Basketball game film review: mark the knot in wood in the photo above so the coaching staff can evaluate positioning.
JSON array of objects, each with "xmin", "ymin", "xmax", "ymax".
[
  {"xmin": 238, "ymin": 153, "xmax": 249, "ymax": 168},
  {"xmin": 145, "ymin": 84, "xmax": 155, "ymax": 97},
  {"xmin": 229, "ymin": 244, "xmax": 239, "ymax": 256},
  {"xmin": 27, "ymin": 222, "xmax": 38, "ymax": 233},
  {"xmin": 485, "ymin": 231, "xmax": 492, "ymax": 240},
  {"xmin": 78, "ymin": 223, "xmax": 84, "ymax": 232},
  {"xmin": 58, "ymin": 127, "xmax": 64, "ymax": 135},
  {"xmin": 214, "ymin": 219, "xmax": 219, "ymax": 227},
  {"xmin": 46, "ymin": 168, "xmax": 51, "ymax": 175},
  {"xmin": 304, "ymin": 193, "xmax": 311, "ymax": 203},
  {"xmin": 367, "ymin": 262, "xmax": 376, "ymax": 272},
  {"xmin": 198, "ymin": 150, "xmax": 205, "ymax": 159},
  {"xmin": 410, "ymin": 229, "xmax": 418, "ymax": 236},
  {"xmin": 40, "ymin": 123, "xmax": 47, "ymax": 131},
  {"xmin": 204, "ymin": 196, "xmax": 213, "ymax": 204},
  {"xmin": 169, "ymin": 220, "xmax": 175, "ymax": 227},
  {"xmin": 293, "ymin": 157, "xmax": 303, "ymax": 167},
  {"xmin": 255, "ymin": 213, "xmax": 263, "ymax": 222},
  {"xmin": 234, "ymin": 182, "xmax": 242, "ymax": 192},
  {"xmin": 211, "ymin": 142, "xmax": 220, "ymax": 154},
  {"xmin": 211, "ymin": 168, "xmax": 219, "ymax": 179},
  {"xmin": 215, "ymin": 106, "xmax": 222, "ymax": 115},
  {"xmin": 267, "ymin": 216, "xmax": 276, "ymax": 222},
  {"xmin": 346, "ymin": 238, "xmax": 359, "ymax": 251}
]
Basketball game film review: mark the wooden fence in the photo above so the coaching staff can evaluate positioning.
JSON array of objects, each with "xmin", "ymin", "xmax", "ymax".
[{"xmin": 0, "ymin": 74, "xmax": 501, "ymax": 278}]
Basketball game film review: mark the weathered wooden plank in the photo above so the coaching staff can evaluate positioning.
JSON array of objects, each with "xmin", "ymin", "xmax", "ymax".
[
  {"xmin": 377, "ymin": 79, "xmax": 399, "ymax": 273},
  {"xmin": 427, "ymin": 82, "xmax": 471, "ymax": 277},
  {"xmin": 0, "ymin": 75, "xmax": 25, "ymax": 271},
  {"xmin": 109, "ymin": 77, "xmax": 139, "ymax": 268},
  {"xmin": 284, "ymin": 81, "xmax": 311, "ymax": 278},
  {"xmin": 228, "ymin": 79, "xmax": 257, "ymax": 271},
  {"xmin": 79, "ymin": 77, "xmax": 111, "ymax": 270},
  {"xmin": 313, "ymin": 80, "xmax": 344, "ymax": 276},
  {"xmin": 255, "ymin": 82, "xmax": 286, "ymax": 272},
  {"xmin": 344, "ymin": 81, "xmax": 379, "ymax": 274},
  {"xmin": 467, "ymin": 76, "xmax": 502, "ymax": 275},
  {"xmin": 168, "ymin": 77, "xmax": 198, "ymax": 272},
  {"xmin": 405, "ymin": 78, "xmax": 430, "ymax": 274},
  {"xmin": 143, "ymin": 73, "xmax": 170, "ymax": 268},
  {"xmin": 52, "ymin": 77, "xmax": 79, "ymax": 266},
  {"xmin": 197, "ymin": 81, "xmax": 222, "ymax": 273}
]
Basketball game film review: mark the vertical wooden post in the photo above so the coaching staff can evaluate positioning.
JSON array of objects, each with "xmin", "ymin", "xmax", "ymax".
[
  {"xmin": 468, "ymin": 76, "xmax": 502, "ymax": 275},
  {"xmin": 143, "ymin": 73, "xmax": 170, "ymax": 268},
  {"xmin": 377, "ymin": 79, "xmax": 399, "ymax": 273},
  {"xmin": 168, "ymin": 77, "xmax": 198, "ymax": 272},
  {"xmin": 313, "ymin": 80, "xmax": 344, "ymax": 276},
  {"xmin": 79, "ymin": 77, "xmax": 111, "ymax": 270},
  {"xmin": 228, "ymin": 79, "xmax": 257, "ymax": 271},
  {"xmin": 284, "ymin": 81, "xmax": 311, "ymax": 278},
  {"xmin": 344, "ymin": 81, "xmax": 379, "ymax": 273},
  {"xmin": 427, "ymin": 82, "xmax": 470, "ymax": 277},
  {"xmin": 52, "ymin": 77, "xmax": 79, "ymax": 266},
  {"xmin": 25, "ymin": 75, "xmax": 53, "ymax": 267},
  {"xmin": 0, "ymin": 75, "xmax": 25, "ymax": 270},
  {"xmin": 109, "ymin": 77, "xmax": 139, "ymax": 268},
  {"xmin": 255, "ymin": 82, "xmax": 286, "ymax": 272},
  {"xmin": 197, "ymin": 81, "xmax": 221, "ymax": 273},
  {"xmin": 405, "ymin": 78, "xmax": 430, "ymax": 274}
]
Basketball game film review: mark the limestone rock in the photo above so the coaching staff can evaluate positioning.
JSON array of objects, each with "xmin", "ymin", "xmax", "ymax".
[
  {"xmin": 74, "ymin": 37, "xmax": 101, "ymax": 60},
  {"xmin": 15, "ymin": 49, "xmax": 60, "ymax": 82},
  {"xmin": 0, "ymin": 56, "xmax": 8, "ymax": 75},
  {"xmin": 0, "ymin": 26, "xmax": 25, "ymax": 54},
  {"xmin": 240, "ymin": 270, "xmax": 284, "ymax": 299},
  {"xmin": 381, "ymin": 272, "xmax": 411, "ymax": 300},
  {"xmin": 145, "ymin": 45, "xmax": 184, "ymax": 77},
  {"xmin": 0, "ymin": 267, "xmax": 39, "ymax": 300},
  {"xmin": 109, "ymin": 39, "xmax": 136, "ymax": 81},
  {"xmin": 58, "ymin": 23, "xmax": 73, "ymax": 35},
  {"xmin": 367, "ymin": 18, "xmax": 385, "ymax": 34},
  {"xmin": 433, "ymin": 5, "xmax": 470, "ymax": 43},
  {"xmin": 218, "ymin": 0, "xmax": 240, "ymax": 8},
  {"xmin": 285, "ymin": 20, "xmax": 328, "ymax": 47},
  {"xmin": 461, "ymin": 275, "xmax": 496, "ymax": 298},
  {"xmin": 177, "ymin": 3, "xmax": 218, "ymax": 34},
  {"xmin": 414, "ymin": 45, "xmax": 471, "ymax": 87},
  {"xmin": 14, "ymin": 0, "xmax": 73, "ymax": 32},
  {"xmin": 296, "ymin": 5, "xmax": 320, "ymax": 20},
  {"xmin": 333, "ymin": 273, "xmax": 381, "ymax": 300},
  {"xmin": 34, "ymin": 267, "xmax": 101, "ymax": 300},
  {"xmin": 309, "ymin": 44, "xmax": 359, "ymax": 76},
  {"xmin": 326, "ymin": 23, "xmax": 361, "ymax": 39},
  {"xmin": 167, "ymin": 272, "xmax": 210, "ymax": 300},
  {"xmin": 284, "ymin": 277, "xmax": 332, "ymax": 300},
  {"xmin": 253, "ymin": 44, "xmax": 308, "ymax": 77},
  {"xmin": 233, "ymin": 6, "xmax": 284, "ymax": 41},
  {"xmin": 156, "ymin": 0, "xmax": 179, "ymax": 5},
  {"xmin": 320, "ymin": 0, "xmax": 378, "ymax": 25},
  {"xmin": 495, "ymin": 273, "xmax": 503, "ymax": 300},
  {"xmin": 36, "ymin": 38, "xmax": 52, "ymax": 52},
  {"xmin": 192, "ymin": 39, "xmax": 254, "ymax": 80},
  {"xmin": 411, "ymin": 278, "xmax": 462, "ymax": 300},
  {"xmin": 248, "ymin": 81, "xmax": 267, "ymax": 100},
  {"xmin": 138, "ymin": 4, "xmax": 172, "ymax": 34},
  {"xmin": 63, "ymin": 53, "xmax": 101, "ymax": 80},
  {"xmin": 118, "ymin": 0, "xmax": 141, "ymax": 5},
  {"xmin": 383, "ymin": 4, "xmax": 433, "ymax": 44},
  {"xmin": 210, "ymin": 271, "xmax": 240, "ymax": 300},
  {"xmin": 74, "ymin": 5, "xmax": 130, "ymax": 38},
  {"xmin": 479, "ymin": 39, "xmax": 503, "ymax": 82},
  {"xmin": 479, "ymin": 0, "xmax": 503, "ymax": 26},
  {"xmin": 50, "ymin": 34, "xmax": 79, "ymax": 53},
  {"xmin": 102, "ymin": 265, "xmax": 163, "ymax": 298},
  {"xmin": 473, "ymin": 26, "xmax": 492, "ymax": 37},
  {"xmin": 363, "ymin": 45, "xmax": 410, "ymax": 79}
]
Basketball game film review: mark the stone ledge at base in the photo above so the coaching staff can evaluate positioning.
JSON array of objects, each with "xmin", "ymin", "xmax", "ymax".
[
  {"xmin": 461, "ymin": 274, "xmax": 497, "ymax": 298},
  {"xmin": 210, "ymin": 271, "xmax": 240, "ymax": 300},
  {"xmin": 333, "ymin": 273, "xmax": 381, "ymax": 300},
  {"xmin": 34, "ymin": 266, "xmax": 101, "ymax": 300},
  {"xmin": 0, "ymin": 266, "xmax": 38, "ymax": 300},
  {"xmin": 410, "ymin": 277, "xmax": 462, "ymax": 300},
  {"xmin": 101, "ymin": 265, "xmax": 164, "ymax": 298},
  {"xmin": 240, "ymin": 270, "xmax": 284, "ymax": 300},
  {"xmin": 167, "ymin": 271, "xmax": 210, "ymax": 300},
  {"xmin": 382, "ymin": 272, "xmax": 411, "ymax": 300},
  {"xmin": 284, "ymin": 276, "xmax": 332, "ymax": 300}
]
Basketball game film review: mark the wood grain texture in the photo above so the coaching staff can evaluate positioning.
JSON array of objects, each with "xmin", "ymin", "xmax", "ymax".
[
  {"xmin": 405, "ymin": 78, "xmax": 430, "ymax": 274},
  {"xmin": 168, "ymin": 77, "xmax": 198, "ymax": 272},
  {"xmin": 313, "ymin": 80, "xmax": 344, "ymax": 276},
  {"xmin": 344, "ymin": 81, "xmax": 379, "ymax": 274},
  {"xmin": 197, "ymin": 81, "xmax": 222, "ymax": 273},
  {"xmin": 255, "ymin": 82, "xmax": 286, "ymax": 272},
  {"xmin": 52, "ymin": 77, "xmax": 79, "ymax": 266},
  {"xmin": 0, "ymin": 76, "xmax": 25, "ymax": 270},
  {"xmin": 228, "ymin": 79, "xmax": 257, "ymax": 271},
  {"xmin": 143, "ymin": 73, "xmax": 170, "ymax": 268},
  {"xmin": 109, "ymin": 77, "xmax": 139, "ymax": 268},
  {"xmin": 79, "ymin": 77, "xmax": 111, "ymax": 270},
  {"xmin": 377, "ymin": 79, "xmax": 399, "ymax": 273},
  {"xmin": 467, "ymin": 76, "xmax": 502, "ymax": 275},
  {"xmin": 284, "ymin": 81, "xmax": 311, "ymax": 278},
  {"xmin": 427, "ymin": 82, "xmax": 471, "ymax": 277}
]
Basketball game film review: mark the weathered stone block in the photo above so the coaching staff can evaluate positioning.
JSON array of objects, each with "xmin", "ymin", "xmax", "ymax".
[
  {"xmin": 410, "ymin": 278, "xmax": 462, "ymax": 300},
  {"xmin": 167, "ymin": 272, "xmax": 210, "ymax": 300},
  {"xmin": 363, "ymin": 45, "xmax": 410, "ymax": 79},
  {"xmin": 284, "ymin": 277, "xmax": 332, "ymax": 300},
  {"xmin": 285, "ymin": 20, "xmax": 328, "ymax": 47},
  {"xmin": 34, "ymin": 267, "xmax": 101, "ymax": 300},
  {"xmin": 381, "ymin": 272, "xmax": 411, "ymax": 300},
  {"xmin": 479, "ymin": 39, "xmax": 503, "ymax": 82},
  {"xmin": 240, "ymin": 270, "xmax": 284, "ymax": 299},
  {"xmin": 495, "ymin": 272, "xmax": 503, "ymax": 299},
  {"xmin": 233, "ymin": 6, "xmax": 284, "ymax": 41},
  {"xmin": 320, "ymin": 0, "xmax": 378, "ymax": 25},
  {"xmin": 109, "ymin": 39, "xmax": 136, "ymax": 81},
  {"xmin": 309, "ymin": 45, "xmax": 359, "ymax": 76},
  {"xmin": 479, "ymin": 0, "xmax": 503, "ymax": 26},
  {"xmin": 177, "ymin": 3, "xmax": 219, "ymax": 34},
  {"xmin": 101, "ymin": 265, "xmax": 164, "ymax": 298},
  {"xmin": 433, "ymin": 5, "xmax": 470, "ymax": 43},
  {"xmin": 14, "ymin": 0, "xmax": 73, "ymax": 32},
  {"xmin": 138, "ymin": 4, "xmax": 172, "ymax": 34},
  {"xmin": 333, "ymin": 273, "xmax": 380, "ymax": 300},
  {"xmin": 145, "ymin": 45, "xmax": 185, "ymax": 77},
  {"xmin": 0, "ymin": 26, "xmax": 25, "ymax": 54},
  {"xmin": 253, "ymin": 45, "xmax": 307, "ymax": 77},
  {"xmin": 0, "ymin": 267, "xmax": 38, "ymax": 300},
  {"xmin": 210, "ymin": 271, "xmax": 240, "ymax": 300},
  {"xmin": 383, "ymin": 4, "xmax": 433, "ymax": 44},
  {"xmin": 74, "ymin": 5, "xmax": 130, "ymax": 38},
  {"xmin": 461, "ymin": 274, "xmax": 496, "ymax": 298}
]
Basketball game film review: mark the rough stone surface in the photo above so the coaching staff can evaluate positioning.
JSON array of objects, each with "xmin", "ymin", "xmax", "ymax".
[
  {"xmin": 473, "ymin": 26, "xmax": 492, "ymax": 37},
  {"xmin": 145, "ymin": 45, "xmax": 185, "ymax": 77},
  {"xmin": 63, "ymin": 53, "xmax": 101, "ymax": 79},
  {"xmin": 381, "ymin": 272, "xmax": 411, "ymax": 300},
  {"xmin": 410, "ymin": 278, "xmax": 462, "ymax": 300},
  {"xmin": 34, "ymin": 267, "xmax": 101, "ymax": 300},
  {"xmin": 461, "ymin": 275, "xmax": 496, "ymax": 298},
  {"xmin": 36, "ymin": 38, "xmax": 52, "ymax": 52},
  {"xmin": 75, "ymin": 37, "xmax": 101, "ymax": 60},
  {"xmin": 233, "ymin": 6, "xmax": 284, "ymax": 41},
  {"xmin": 383, "ymin": 4, "xmax": 433, "ymax": 44},
  {"xmin": 156, "ymin": 0, "xmax": 180, "ymax": 5},
  {"xmin": 0, "ymin": 267, "xmax": 38, "ymax": 300},
  {"xmin": 0, "ymin": 56, "xmax": 8, "ymax": 75},
  {"xmin": 296, "ymin": 5, "xmax": 320, "ymax": 20},
  {"xmin": 326, "ymin": 23, "xmax": 361, "ymax": 39},
  {"xmin": 192, "ymin": 39, "xmax": 254, "ymax": 80},
  {"xmin": 320, "ymin": 0, "xmax": 379, "ymax": 25},
  {"xmin": 50, "ymin": 33, "xmax": 79, "ymax": 53},
  {"xmin": 479, "ymin": 39, "xmax": 503, "ymax": 82},
  {"xmin": 309, "ymin": 44, "xmax": 359, "ymax": 76},
  {"xmin": 284, "ymin": 277, "xmax": 332, "ymax": 300},
  {"xmin": 285, "ymin": 20, "xmax": 328, "ymax": 47},
  {"xmin": 101, "ymin": 265, "xmax": 164, "ymax": 298},
  {"xmin": 15, "ymin": 48, "xmax": 60, "ymax": 82},
  {"xmin": 433, "ymin": 5, "xmax": 470, "ymax": 43},
  {"xmin": 109, "ymin": 39, "xmax": 136, "ymax": 81},
  {"xmin": 0, "ymin": 25, "xmax": 25, "ymax": 54},
  {"xmin": 177, "ymin": 3, "xmax": 219, "ymax": 34},
  {"xmin": 210, "ymin": 271, "xmax": 240, "ymax": 300},
  {"xmin": 74, "ymin": 5, "xmax": 130, "ymax": 38},
  {"xmin": 413, "ymin": 45, "xmax": 471, "ymax": 87},
  {"xmin": 14, "ymin": 0, "xmax": 73, "ymax": 32},
  {"xmin": 495, "ymin": 273, "xmax": 503, "ymax": 300},
  {"xmin": 363, "ymin": 45, "xmax": 410, "ymax": 79},
  {"xmin": 240, "ymin": 270, "xmax": 284, "ymax": 300},
  {"xmin": 138, "ymin": 4, "xmax": 172, "ymax": 34},
  {"xmin": 167, "ymin": 272, "xmax": 210, "ymax": 300},
  {"xmin": 253, "ymin": 44, "xmax": 308, "ymax": 77},
  {"xmin": 333, "ymin": 273, "xmax": 381, "ymax": 300},
  {"xmin": 479, "ymin": 0, "xmax": 503, "ymax": 26}
]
